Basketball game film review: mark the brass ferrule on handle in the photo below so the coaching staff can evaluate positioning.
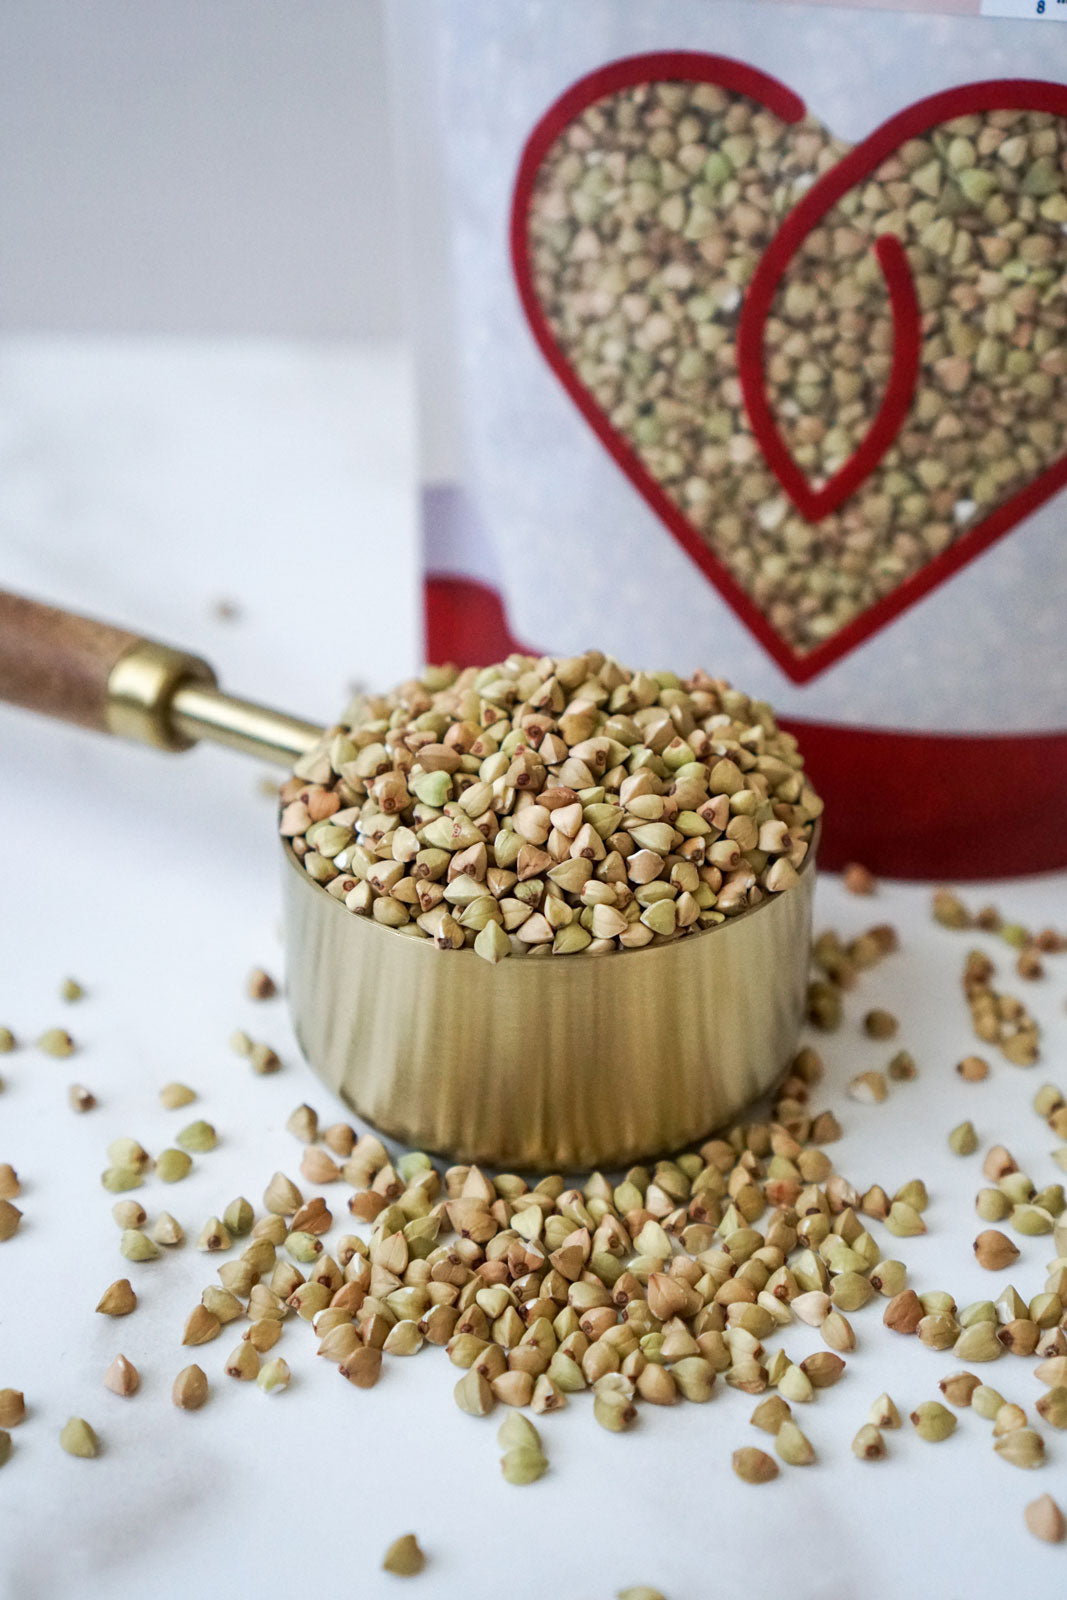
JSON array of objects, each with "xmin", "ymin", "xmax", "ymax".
[
  {"xmin": 0, "ymin": 588, "xmax": 323, "ymax": 767},
  {"xmin": 109, "ymin": 642, "xmax": 325, "ymax": 765},
  {"xmin": 106, "ymin": 639, "xmax": 218, "ymax": 751}
]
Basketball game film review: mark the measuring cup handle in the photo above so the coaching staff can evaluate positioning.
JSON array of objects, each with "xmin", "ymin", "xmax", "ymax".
[{"xmin": 0, "ymin": 588, "xmax": 216, "ymax": 748}]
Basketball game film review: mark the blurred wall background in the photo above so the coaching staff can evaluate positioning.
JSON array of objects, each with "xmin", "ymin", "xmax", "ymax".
[
  {"xmin": 0, "ymin": 0, "xmax": 418, "ymax": 714},
  {"xmin": 0, "ymin": 0, "xmax": 400, "ymax": 338}
]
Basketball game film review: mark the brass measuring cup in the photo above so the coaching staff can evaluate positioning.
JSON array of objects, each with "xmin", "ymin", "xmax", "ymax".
[{"xmin": 0, "ymin": 589, "xmax": 818, "ymax": 1169}]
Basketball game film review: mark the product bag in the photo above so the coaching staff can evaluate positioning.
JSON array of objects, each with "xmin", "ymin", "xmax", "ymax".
[{"xmin": 390, "ymin": 0, "xmax": 1067, "ymax": 876}]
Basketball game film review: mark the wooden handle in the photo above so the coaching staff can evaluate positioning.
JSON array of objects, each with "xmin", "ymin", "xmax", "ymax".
[{"xmin": 0, "ymin": 589, "xmax": 142, "ymax": 731}]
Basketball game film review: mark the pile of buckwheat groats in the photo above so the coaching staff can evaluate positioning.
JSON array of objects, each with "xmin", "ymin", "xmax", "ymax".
[
  {"xmin": 2, "ymin": 880, "xmax": 1067, "ymax": 1582},
  {"xmin": 280, "ymin": 651, "xmax": 822, "ymax": 962}
]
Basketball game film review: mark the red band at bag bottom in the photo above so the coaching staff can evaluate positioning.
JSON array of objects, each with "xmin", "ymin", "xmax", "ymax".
[{"xmin": 425, "ymin": 575, "xmax": 1067, "ymax": 882}]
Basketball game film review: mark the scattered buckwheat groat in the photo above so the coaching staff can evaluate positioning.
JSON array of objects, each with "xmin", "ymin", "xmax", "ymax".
[
  {"xmin": 172, "ymin": 1366, "xmax": 208, "ymax": 1410},
  {"xmin": 101, "ymin": 1167, "xmax": 142, "ymax": 1195},
  {"xmin": 223, "ymin": 1198, "xmax": 254, "ymax": 1236},
  {"xmin": 157, "ymin": 1149, "xmax": 191, "ymax": 1183},
  {"xmin": 68, "ymin": 1084, "xmax": 96, "ymax": 1112},
  {"xmin": 594, "ymin": 1389, "xmax": 638, "ymax": 1432},
  {"xmin": 995, "ymin": 1428, "xmax": 1045, "ymax": 1468},
  {"xmin": 863, "ymin": 1009, "xmax": 898, "ymax": 1040},
  {"xmin": 226, "ymin": 1344, "xmax": 259, "ymax": 1381},
  {"xmin": 103, "ymin": 1356, "xmax": 140, "ymax": 1396},
  {"xmin": 868, "ymin": 1396, "xmax": 901, "ymax": 1430},
  {"xmin": 247, "ymin": 968, "xmax": 277, "ymax": 1000},
  {"xmin": 176, "ymin": 1120, "xmax": 216, "ymax": 1153},
  {"xmin": 0, "ymin": 1165, "xmax": 18, "ymax": 1200},
  {"xmin": 948, "ymin": 1121, "xmax": 979, "ymax": 1155},
  {"xmin": 501, "ymin": 1445, "xmax": 549, "ymax": 1485},
  {"xmin": 282, "ymin": 652, "xmax": 821, "ymax": 961},
  {"xmin": 108, "ymin": 1137, "xmax": 151, "ymax": 1174},
  {"xmin": 257, "ymin": 1358, "xmax": 291, "ymax": 1394},
  {"xmin": 984, "ymin": 1145, "xmax": 1018, "ymax": 1181},
  {"xmin": 59, "ymin": 1418, "xmax": 99, "ymax": 1457},
  {"xmin": 1025, "ymin": 1495, "xmax": 1066, "ymax": 1544},
  {"xmin": 0, "ymin": 1200, "xmax": 22, "ymax": 1241},
  {"xmin": 751, "ymin": 1395, "xmax": 793, "ymax": 1432},
  {"xmin": 286, "ymin": 1104, "xmax": 318, "ymax": 1144},
  {"xmin": 732, "ymin": 1447, "xmax": 779, "ymax": 1484},
  {"xmin": 382, "ymin": 1534, "xmax": 426, "ymax": 1577},
  {"xmin": 196, "ymin": 1217, "xmax": 231, "ymax": 1254},
  {"xmin": 249, "ymin": 1042, "xmax": 281, "ymax": 1075},
  {"xmin": 806, "ymin": 981, "xmax": 842, "ymax": 1030},
  {"xmin": 182, "ymin": 1307, "xmax": 220, "ymax": 1346},
  {"xmin": 499, "ymin": 1411, "xmax": 548, "ymax": 1484},
  {"xmin": 159, "ymin": 1082, "xmax": 196, "ymax": 1109},
  {"xmin": 1036, "ymin": 1389, "xmax": 1067, "ymax": 1429},
  {"xmin": 954, "ymin": 1325, "xmax": 1004, "ymax": 1364},
  {"xmin": 974, "ymin": 1230, "xmax": 1020, "ymax": 1270},
  {"xmin": 202, "ymin": 1288, "xmax": 241, "ymax": 1325},
  {"xmin": 911, "ymin": 1402, "xmax": 957, "ymax": 1442},
  {"xmin": 852, "ymin": 1424, "xmax": 887, "ymax": 1459},
  {"xmin": 940, "ymin": 1373, "xmax": 981, "ymax": 1407},
  {"xmin": 0, "ymin": 1390, "xmax": 25, "ymax": 1427},
  {"xmin": 263, "ymin": 1172, "xmax": 302, "ymax": 1215},
  {"xmin": 993, "ymin": 1403, "xmax": 1028, "ymax": 1436},
  {"xmin": 59, "ymin": 978, "xmax": 84, "ymax": 1002},
  {"xmin": 121, "ymin": 1229, "xmax": 159, "ymax": 1263},
  {"xmin": 886, "ymin": 1199, "xmax": 925, "ymax": 1238},
  {"xmin": 151, "ymin": 1213, "xmax": 184, "ymax": 1247},
  {"xmin": 96, "ymin": 1279, "xmax": 136, "ymax": 1316},
  {"xmin": 848, "ymin": 1070, "xmax": 888, "ymax": 1104},
  {"xmin": 37, "ymin": 1028, "xmax": 74, "ymax": 1057},
  {"xmin": 775, "ymin": 1420, "xmax": 815, "ymax": 1465}
]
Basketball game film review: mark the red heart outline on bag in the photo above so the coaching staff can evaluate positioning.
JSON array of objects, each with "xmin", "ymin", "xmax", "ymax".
[{"xmin": 511, "ymin": 54, "xmax": 1067, "ymax": 684}]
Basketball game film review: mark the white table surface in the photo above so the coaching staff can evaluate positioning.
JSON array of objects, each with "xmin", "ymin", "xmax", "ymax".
[{"xmin": 0, "ymin": 337, "xmax": 1065, "ymax": 1600}]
